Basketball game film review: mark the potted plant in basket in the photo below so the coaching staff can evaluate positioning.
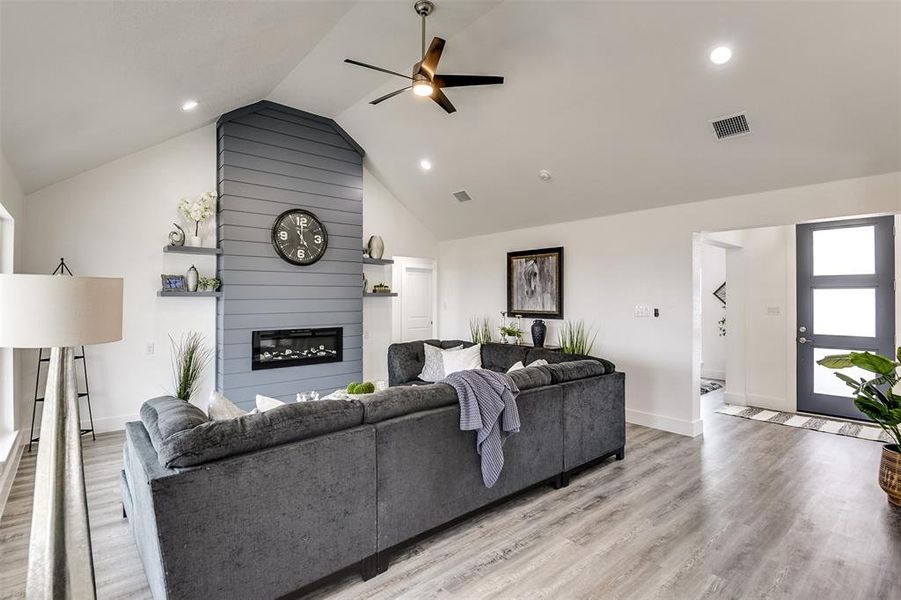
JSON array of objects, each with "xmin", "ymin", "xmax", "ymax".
[{"xmin": 818, "ymin": 349, "xmax": 901, "ymax": 507}]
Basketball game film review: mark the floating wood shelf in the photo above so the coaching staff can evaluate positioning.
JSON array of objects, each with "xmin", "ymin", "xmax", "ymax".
[
  {"xmin": 157, "ymin": 290, "xmax": 222, "ymax": 298},
  {"xmin": 364, "ymin": 292, "xmax": 398, "ymax": 297},
  {"xmin": 363, "ymin": 256, "xmax": 394, "ymax": 265},
  {"xmin": 163, "ymin": 245, "xmax": 222, "ymax": 255}
]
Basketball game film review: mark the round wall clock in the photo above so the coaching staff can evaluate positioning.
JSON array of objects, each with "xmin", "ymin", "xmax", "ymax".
[{"xmin": 271, "ymin": 209, "xmax": 328, "ymax": 266}]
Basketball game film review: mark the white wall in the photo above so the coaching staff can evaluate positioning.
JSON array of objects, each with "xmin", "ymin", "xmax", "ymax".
[
  {"xmin": 362, "ymin": 167, "xmax": 438, "ymax": 381},
  {"xmin": 700, "ymin": 244, "xmax": 726, "ymax": 380},
  {"xmin": 1, "ymin": 153, "xmax": 26, "ymax": 437},
  {"xmin": 1, "ymin": 152, "xmax": 26, "ymax": 510},
  {"xmin": 20, "ymin": 127, "xmax": 218, "ymax": 431},
  {"xmin": 731, "ymin": 226, "xmax": 796, "ymax": 412},
  {"xmin": 439, "ymin": 172, "xmax": 900, "ymax": 436}
]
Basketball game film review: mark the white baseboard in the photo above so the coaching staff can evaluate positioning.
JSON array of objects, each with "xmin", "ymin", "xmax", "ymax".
[
  {"xmin": 0, "ymin": 430, "xmax": 24, "ymax": 524},
  {"xmin": 723, "ymin": 391, "xmax": 746, "ymax": 406},
  {"xmin": 701, "ymin": 368, "xmax": 726, "ymax": 380},
  {"xmin": 30, "ymin": 412, "xmax": 134, "ymax": 441},
  {"xmin": 626, "ymin": 408, "xmax": 703, "ymax": 437}
]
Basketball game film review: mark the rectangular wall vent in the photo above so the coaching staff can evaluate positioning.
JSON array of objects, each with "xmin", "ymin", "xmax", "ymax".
[
  {"xmin": 453, "ymin": 190, "xmax": 472, "ymax": 202},
  {"xmin": 711, "ymin": 113, "xmax": 750, "ymax": 139}
]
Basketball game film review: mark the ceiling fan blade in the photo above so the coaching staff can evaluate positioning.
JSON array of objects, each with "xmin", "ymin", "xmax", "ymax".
[
  {"xmin": 345, "ymin": 59, "xmax": 412, "ymax": 80},
  {"xmin": 370, "ymin": 86, "xmax": 412, "ymax": 105},
  {"xmin": 431, "ymin": 88, "xmax": 456, "ymax": 114},
  {"xmin": 419, "ymin": 37, "xmax": 445, "ymax": 78},
  {"xmin": 433, "ymin": 74, "xmax": 505, "ymax": 88}
]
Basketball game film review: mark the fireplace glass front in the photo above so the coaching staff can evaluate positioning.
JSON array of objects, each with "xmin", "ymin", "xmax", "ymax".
[{"xmin": 251, "ymin": 327, "xmax": 343, "ymax": 370}]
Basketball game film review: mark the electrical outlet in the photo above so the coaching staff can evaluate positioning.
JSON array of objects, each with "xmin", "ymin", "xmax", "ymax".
[
  {"xmin": 145, "ymin": 342, "xmax": 155, "ymax": 356},
  {"xmin": 634, "ymin": 304, "xmax": 652, "ymax": 318}
]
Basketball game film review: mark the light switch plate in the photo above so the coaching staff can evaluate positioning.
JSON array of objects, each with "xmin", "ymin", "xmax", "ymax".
[
  {"xmin": 634, "ymin": 304, "xmax": 652, "ymax": 318},
  {"xmin": 765, "ymin": 305, "xmax": 782, "ymax": 316}
]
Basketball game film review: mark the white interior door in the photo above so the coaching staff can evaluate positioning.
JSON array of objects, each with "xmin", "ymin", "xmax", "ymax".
[{"xmin": 400, "ymin": 263, "xmax": 435, "ymax": 341}]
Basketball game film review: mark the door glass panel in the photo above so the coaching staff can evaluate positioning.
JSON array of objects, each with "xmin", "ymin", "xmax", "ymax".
[
  {"xmin": 813, "ymin": 226, "xmax": 875, "ymax": 275},
  {"xmin": 813, "ymin": 288, "xmax": 875, "ymax": 337},
  {"xmin": 813, "ymin": 347, "xmax": 871, "ymax": 397}
]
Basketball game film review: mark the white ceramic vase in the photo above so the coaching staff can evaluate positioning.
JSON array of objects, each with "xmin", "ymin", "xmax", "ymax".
[
  {"xmin": 188, "ymin": 235, "xmax": 203, "ymax": 248},
  {"xmin": 186, "ymin": 265, "xmax": 199, "ymax": 292}
]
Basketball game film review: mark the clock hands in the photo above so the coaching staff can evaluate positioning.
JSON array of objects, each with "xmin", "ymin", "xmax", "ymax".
[{"xmin": 296, "ymin": 225, "xmax": 309, "ymax": 248}]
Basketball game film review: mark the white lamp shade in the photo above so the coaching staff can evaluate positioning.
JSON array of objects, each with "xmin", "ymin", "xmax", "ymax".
[{"xmin": 0, "ymin": 274, "xmax": 123, "ymax": 348}]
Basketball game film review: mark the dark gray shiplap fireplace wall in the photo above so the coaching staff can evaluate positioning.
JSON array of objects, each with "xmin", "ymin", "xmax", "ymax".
[{"xmin": 216, "ymin": 101, "xmax": 364, "ymax": 409}]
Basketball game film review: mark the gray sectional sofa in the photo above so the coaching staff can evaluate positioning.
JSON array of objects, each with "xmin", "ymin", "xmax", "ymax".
[{"xmin": 122, "ymin": 341, "xmax": 625, "ymax": 599}]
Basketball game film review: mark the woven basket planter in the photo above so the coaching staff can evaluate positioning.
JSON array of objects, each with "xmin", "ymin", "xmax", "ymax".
[{"xmin": 879, "ymin": 444, "xmax": 901, "ymax": 507}]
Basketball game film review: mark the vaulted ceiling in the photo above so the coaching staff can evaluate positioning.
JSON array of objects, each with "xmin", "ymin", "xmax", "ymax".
[{"xmin": 2, "ymin": 1, "xmax": 899, "ymax": 239}]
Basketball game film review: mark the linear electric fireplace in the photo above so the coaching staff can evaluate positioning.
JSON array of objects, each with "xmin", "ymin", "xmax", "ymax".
[{"xmin": 251, "ymin": 327, "xmax": 343, "ymax": 371}]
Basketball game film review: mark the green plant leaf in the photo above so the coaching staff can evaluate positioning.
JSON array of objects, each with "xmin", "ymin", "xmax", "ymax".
[
  {"xmin": 848, "ymin": 352, "xmax": 897, "ymax": 375},
  {"xmin": 816, "ymin": 354, "xmax": 853, "ymax": 369},
  {"xmin": 854, "ymin": 397, "xmax": 890, "ymax": 422}
]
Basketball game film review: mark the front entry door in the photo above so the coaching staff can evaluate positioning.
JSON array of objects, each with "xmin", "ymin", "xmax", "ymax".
[{"xmin": 796, "ymin": 216, "xmax": 895, "ymax": 419}]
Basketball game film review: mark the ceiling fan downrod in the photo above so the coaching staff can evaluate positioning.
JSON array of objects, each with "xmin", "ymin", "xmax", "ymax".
[{"xmin": 414, "ymin": 0, "xmax": 434, "ymax": 59}]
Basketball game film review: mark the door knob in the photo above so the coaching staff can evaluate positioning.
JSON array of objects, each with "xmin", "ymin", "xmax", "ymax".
[
  {"xmin": 799, "ymin": 326, "xmax": 807, "ymax": 333},
  {"xmin": 799, "ymin": 337, "xmax": 807, "ymax": 344}
]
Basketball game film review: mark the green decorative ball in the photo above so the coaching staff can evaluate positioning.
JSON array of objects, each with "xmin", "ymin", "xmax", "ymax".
[
  {"xmin": 346, "ymin": 381, "xmax": 360, "ymax": 393},
  {"xmin": 358, "ymin": 382, "xmax": 375, "ymax": 394}
]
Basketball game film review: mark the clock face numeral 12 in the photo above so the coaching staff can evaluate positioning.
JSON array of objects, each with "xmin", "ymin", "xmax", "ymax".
[{"xmin": 270, "ymin": 209, "xmax": 328, "ymax": 266}]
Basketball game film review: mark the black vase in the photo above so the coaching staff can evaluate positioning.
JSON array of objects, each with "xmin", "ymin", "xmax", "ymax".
[{"xmin": 531, "ymin": 320, "xmax": 547, "ymax": 348}]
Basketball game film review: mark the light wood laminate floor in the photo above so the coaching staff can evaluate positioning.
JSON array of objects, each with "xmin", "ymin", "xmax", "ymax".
[{"xmin": 2, "ymin": 392, "xmax": 900, "ymax": 599}]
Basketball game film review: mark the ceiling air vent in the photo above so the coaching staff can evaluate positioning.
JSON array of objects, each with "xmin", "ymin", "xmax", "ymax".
[
  {"xmin": 710, "ymin": 113, "xmax": 750, "ymax": 140},
  {"xmin": 453, "ymin": 190, "xmax": 472, "ymax": 203}
]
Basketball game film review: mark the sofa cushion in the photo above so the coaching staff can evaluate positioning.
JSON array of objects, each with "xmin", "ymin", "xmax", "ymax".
[
  {"xmin": 388, "ymin": 340, "xmax": 474, "ymax": 385},
  {"xmin": 141, "ymin": 397, "xmax": 364, "ymax": 468},
  {"xmin": 358, "ymin": 383, "xmax": 457, "ymax": 424},
  {"xmin": 140, "ymin": 396, "xmax": 209, "ymax": 453},
  {"xmin": 443, "ymin": 344, "xmax": 483, "ymax": 375},
  {"xmin": 419, "ymin": 342, "xmax": 463, "ymax": 382},
  {"xmin": 207, "ymin": 390, "xmax": 246, "ymax": 421},
  {"xmin": 525, "ymin": 347, "xmax": 616, "ymax": 374},
  {"xmin": 507, "ymin": 366, "xmax": 553, "ymax": 390},
  {"xmin": 480, "ymin": 343, "xmax": 530, "ymax": 373},
  {"xmin": 538, "ymin": 359, "xmax": 608, "ymax": 384}
]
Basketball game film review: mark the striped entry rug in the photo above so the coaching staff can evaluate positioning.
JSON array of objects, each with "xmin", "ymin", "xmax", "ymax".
[{"xmin": 715, "ymin": 404, "xmax": 894, "ymax": 443}]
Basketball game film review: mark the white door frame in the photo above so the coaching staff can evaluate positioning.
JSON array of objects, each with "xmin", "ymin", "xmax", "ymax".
[{"xmin": 391, "ymin": 256, "xmax": 438, "ymax": 342}]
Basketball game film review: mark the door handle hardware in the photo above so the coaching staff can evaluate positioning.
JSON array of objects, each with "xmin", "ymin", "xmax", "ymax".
[
  {"xmin": 799, "ymin": 326, "xmax": 807, "ymax": 333},
  {"xmin": 799, "ymin": 337, "xmax": 808, "ymax": 344}
]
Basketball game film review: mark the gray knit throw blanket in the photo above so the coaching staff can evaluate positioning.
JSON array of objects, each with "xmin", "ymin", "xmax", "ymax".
[{"xmin": 443, "ymin": 369, "xmax": 521, "ymax": 487}]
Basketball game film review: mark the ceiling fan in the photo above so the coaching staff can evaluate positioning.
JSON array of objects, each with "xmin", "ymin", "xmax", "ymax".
[{"xmin": 344, "ymin": 0, "xmax": 504, "ymax": 114}]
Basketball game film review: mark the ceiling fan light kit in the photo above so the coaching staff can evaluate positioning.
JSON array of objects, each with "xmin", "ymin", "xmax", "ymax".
[{"xmin": 344, "ymin": 0, "xmax": 504, "ymax": 114}]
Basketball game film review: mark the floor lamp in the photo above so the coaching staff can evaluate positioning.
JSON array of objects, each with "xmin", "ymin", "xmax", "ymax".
[{"xmin": 0, "ymin": 274, "xmax": 123, "ymax": 599}]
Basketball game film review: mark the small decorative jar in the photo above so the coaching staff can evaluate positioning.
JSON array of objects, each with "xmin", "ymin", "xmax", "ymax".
[
  {"xmin": 531, "ymin": 320, "xmax": 547, "ymax": 348},
  {"xmin": 186, "ymin": 265, "xmax": 199, "ymax": 292}
]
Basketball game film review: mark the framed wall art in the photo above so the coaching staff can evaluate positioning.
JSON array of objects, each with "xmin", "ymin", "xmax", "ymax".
[{"xmin": 506, "ymin": 246, "xmax": 564, "ymax": 319}]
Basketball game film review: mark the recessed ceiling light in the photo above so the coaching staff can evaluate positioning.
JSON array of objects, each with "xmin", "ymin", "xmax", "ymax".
[
  {"xmin": 182, "ymin": 100, "xmax": 199, "ymax": 111},
  {"xmin": 709, "ymin": 46, "xmax": 732, "ymax": 65},
  {"xmin": 419, "ymin": 159, "xmax": 432, "ymax": 171}
]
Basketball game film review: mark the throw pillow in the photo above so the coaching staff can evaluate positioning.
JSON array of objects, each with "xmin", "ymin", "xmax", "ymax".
[
  {"xmin": 443, "ymin": 344, "xmax": 482, "ymax": 376},
  {"xmin": 507, "ymin": 358, "xmax": 550, "ymax": 374},
  {"xmin": 256, "ymin": 394, "xmax": 286, "ymax": 412},
  {"xmin": 207, "ymin": 390, "xmax": 246, "ymax": 421},
  {"xmin": 419, "ymin": 343, "xmax": 463, "ymax": 382}
]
